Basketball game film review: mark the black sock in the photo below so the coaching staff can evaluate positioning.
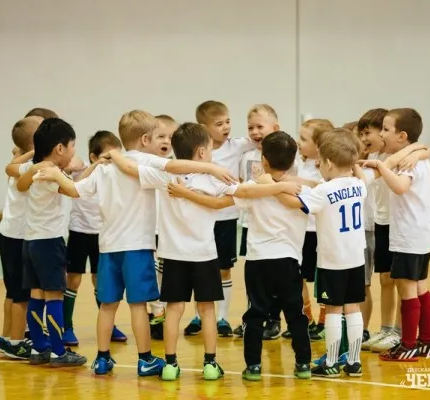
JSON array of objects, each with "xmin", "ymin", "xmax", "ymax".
[
  {"xmin": 139, "ymin": 351, "xmax": 152, "ymax": 361},
  {"xmin": 204, "ymin": 353, "xmax": 216, "ymax": 364},
  {"xmin": 98, "ymin": 350, "xmax": 110, "ymax": 359},
  {"xmin": 166, "ymin": 354, "xmax": 177, "ymax": 365}
]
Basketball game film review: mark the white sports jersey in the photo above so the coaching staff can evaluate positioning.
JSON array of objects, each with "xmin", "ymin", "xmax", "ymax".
[
  {"xmin": 234, "ymin": 181, "xmax": 308, "ymax": 262},
  {"xmin": 75, "ymin": 151, "xmax": 168, "ymax": 253},
  {"xmin": 211, "ymin": 138, "xmax": 255, "ymax": 221},
  {"xmin": 298, "ymin": 177, "xmax": 367, "ymax": 270},
  {"xmin": 373, "ymin": 153, "xmax": 390, "ymax": 226},
  {"xmin": 389, "ymin": 160, "xmax": 430, "ymax": 254},
  {"xmin": 69, "ymin": 164, "xmax": 101, "ymax": 234},
  {"xmin": 138, "ymin": 166, "xmax": 238, "ymax": 262},
  {"xmin": 298, "ymin": 158, "xmax": 322, "ymax": 232},
  {"xmin": 0, "ymin": 162, "xmax": 32, "ymax": 239}
]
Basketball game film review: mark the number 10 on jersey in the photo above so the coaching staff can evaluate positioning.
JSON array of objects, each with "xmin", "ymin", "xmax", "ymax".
[{"xmin": 339, "ymin": 202, "xmax": 362, "ymax": 233}]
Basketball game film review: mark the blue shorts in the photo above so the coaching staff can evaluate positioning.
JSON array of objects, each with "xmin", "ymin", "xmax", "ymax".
[{"xmin": 97, "ymin": 250, "xmax": 159, "ymax": 304}]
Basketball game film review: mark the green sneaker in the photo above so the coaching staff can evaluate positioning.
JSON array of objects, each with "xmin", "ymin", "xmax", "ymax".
[
  {"xmin": 161, "ymin": 364, "xmax": 180, "ymax": 381},
  {"xmin": 203, "ymin": 361, "xmax": 224, "ymax": 380},
  {"xmin": 242, "ymin": 364, "xmax": 262, "ymax": 381},
  {"xmin": 294, "ymin": 363, "xmax": 311, "ymax": 379}
]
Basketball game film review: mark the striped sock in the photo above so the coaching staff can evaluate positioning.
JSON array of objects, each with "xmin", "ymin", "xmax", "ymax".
[
  {"xmin": 325, "ymin": 313, "xmax": 342, "ymax": 367},
  {"xmin": 346, "ymin": 312, "xmax": 364, "ymax": 365},
  {"xmin": 46, "ymin": 300, "xmax": 65, "ymax": 357},
  {"xmin": 63, "ymin": 288, "xmax": 77, "ymax": 329},
  {"xmin": 27, "ymin": 298, "xmax": 47, "ymax": 352},
  {"xmin": 218, "ymin": 280, "xmax": 232, "ymax": 321}
]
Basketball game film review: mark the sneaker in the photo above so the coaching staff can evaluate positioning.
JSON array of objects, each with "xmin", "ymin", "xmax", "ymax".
[
  {"xmin": 217, "ymin": 319, "xmax": 233, "ymax": 337},
  {"xmin": 203, "ymin": 361, "xmax": 224, "ymax": 380},
  {"xmin": 344, "ymin": 362, "xmax": 362, "ymax": 377},
  {"xmin": 138, "ymin": 356, "xmax": 165, "ymax": 377},
  {"xmin": 312, "ymin": 352, "xmax": 348, "ymax": 370},
  {"xmin": 294, "ymin": 363, "xmax": 311, "ymax": 379},
  {"xmin": 361, "ymin": 330, "xmax": 388, "ymax": 350},
  {"xmin": 63, "ymin": 327, "xmax": 79, "ymax": 346},
  {"xmin": 233, "ymin": 325, "xmax": 243, "ymax": 337},
  {"xmin": 162, "ymin": 363, "xmax": 180, "ymax": 381},
  {"xmin": 3, "ymin": 339, "xmax": 32, "ymax": 360},
  {"xmin": 308, "ymin": 321, "xmax": 318, "ymax": 333},
  {"xmin": 362, "ymin": 329, "xmax": 370, "ymax": 343},
  {"xmin": 50, "ymin": 348, "xmax": 87, "ymax": 367},
  {"xmin": 379, "ymin": 343, "xmax": 419, "ymax": 362},
  {"xmin": 417, "ymin": 339, "xmax": 430, "ymax": 358},
  {"xmin": 111, "ymin": 326, "xmax": 127, "ymax": 342},
  {"xmin": 92, "ymin": 356, "xmax": 116, "ymax": 375},
  {"xmin": 370, "ymin": 331, "xmax": 401, "ymax": 353},
  {"xmin": 150, "ymin": 311, "xmax": 165, "ymax": 325},
  {"xmin": 150, "ymin": 322, "xmax": 164, "ymax": 341},
  {"xmin": 30, "ymin": 348, "xmax": 51, "ymax": 365},
  {"xmin": 281, "ymin": 329, "xmax": 292, "ymax": 339},
  {"xmin": 184, "ymin": 317, "xmax": 202, "ymax": 336},
  {"xmin": 262, "ymin": 320, "xmax": 281, "ymax": 340},
  {"xmin": 311, "ymin": 362, "xmax": 341, "ymax": 378},
  {"xmin": 242, "ymin": 364, "xmax": 262, "ymax": 381},
  {"xmin": 0, "ymin": 337, "xmax": 9, "ymax": 353},
  {"xmin": 309, "ymin": 324, "xmax": 325, "ymax": 342}
]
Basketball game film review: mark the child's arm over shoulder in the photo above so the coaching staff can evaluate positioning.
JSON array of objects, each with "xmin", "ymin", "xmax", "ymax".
[
  {"xmin": 233, "ymin": 137, "xmax": 257, "ymax": 155},
  {"xmin": 32, "ymin": 166, "xmax": 81, "ymax": 197},
  {"xmin": 385, "ymin": 143, "xmax": 429, "ymax": 171},
  {"xmin": 373, "ymin": 161, "xmax": 413, "ymax": 195},
  {"xmin": 5, "ymin": 150, "xmax": 34, "ymax": 178},
  {"xmin": 16, "ymin": 161, "xmax": 54, "ymax": 192}
]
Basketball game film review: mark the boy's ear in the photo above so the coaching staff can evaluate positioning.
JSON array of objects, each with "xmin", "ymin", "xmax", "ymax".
[
  {"xmin": 273, "ymin": 124, "xmax": 280, "ymax": 131},
  {"xmin": 141, "ymin": 134, "xmax": 151, "ymax": 147},
  {"xmin": 89, "ymin": 153, "xmax": 98, "ymax": 163},
  {"xmin": 398, "ymin": 131, "xmax": 409, "ymax": 143}
]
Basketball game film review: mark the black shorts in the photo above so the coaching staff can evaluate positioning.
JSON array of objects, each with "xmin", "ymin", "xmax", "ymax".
[
  {"xmin": 214, "ymin": 219, "xmax": 237, "ymax": 269},
  {"xmin": 390, "ymin": 252, "xmax": 429, "ymax": 281},
  {"xmin": 374, "ymin": 224, "xmax": 393, "ymax": 273},
  {"xmin": 239, "ymin": 227, "xmax": 248, "ymax": 257},
  {"xmin": 67, "ymin": 230, "xmax": 99, "ymax": 274},
  {"xmin": 0, "ymin": 234, "xmax": 30, "ymax": 303},
  {"xmin": 316, "ymin": 266, "xmax": 365, "ymax": 306},
  {"xmin": 301, "ymin": 231, "xmax": 317, "ymax": 282},
  {"xmin": 160, "ymin": 259, "xmax": 224, "ymax": 303},
  {"xmin": 23, "ymin": 238, "xmax": 67, "ymax": 292}
]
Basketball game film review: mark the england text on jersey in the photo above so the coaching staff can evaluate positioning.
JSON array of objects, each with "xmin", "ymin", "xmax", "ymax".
[{"xmin": 327, "ymin": 186, "xmax": 363, "ymax": 205}]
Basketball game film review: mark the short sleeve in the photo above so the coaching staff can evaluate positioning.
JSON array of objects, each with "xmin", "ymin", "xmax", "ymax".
[
  {"xmin": 233, "ymin": 138, "xmax": 256, "ymax": 155},
  {"xmin": 298, "ymin": 184, "xmax": 329, "ymax": 214},
  {"xmin": 233, "ymin": 197, "xmax": 248, "ymax": 210},
  {"xmin": 138, "ymin": 166, "xmax": 170, "ymax": 190},
  {"xmin": 18, "ymin": 161, "xmax": 33, "ymax": 175},
  {"xmin": 363, "ymin": 168, "xmax": 376, "ymax": 186},
  {"xmin": 208, "ymin": 176, "xmax": 239, "ymax": 197},
  {"xmin": 75, "ymin": 172, "xmax": 97, "ymax": 199},
  {"xmin": 138, "ymin": 154, "xmax": 169, "ymax": 171}
]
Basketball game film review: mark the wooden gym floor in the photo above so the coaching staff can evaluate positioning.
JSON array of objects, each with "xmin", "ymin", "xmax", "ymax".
[{"xmin": 1, "ymin": 259, "xmax": 429, "ymax": 400}]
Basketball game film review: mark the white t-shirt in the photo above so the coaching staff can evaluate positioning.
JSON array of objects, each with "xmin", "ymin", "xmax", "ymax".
[
  {"xmin": 74, "ymin": 151, "xmax": 169, "ymax": 253},
  {"xmin": 234, "ymin": 181, "xmax": 308, "ymax": 262},
  {"xmin": 388, "ymin": 160, "xmax": 430, "ymax": 254},
  {"xmin": 373, "ymin": 153, "xmax": 391, "ymax": 226},
  {"xmin": 298, "ymin": 158, "xmax": 322, "ymax": 232},
  {"xmin": 24, "ymin": 163, "xmax": 69, "ymax": 241},
  {"xmin": 211, "ymin": 138, "xmax": 255, "ymax": 221},
  {"xmin": 298, "ymin": 177, "xmax": 367, "ymax": 270},
  {"xmin": 0, "ymin": 162, "xmax": 32, "ymax": 239},
  {"xmin": 69, "ymin": 165, "xmax": 101, "ymax": 235},
  {"xmin": 138, "ymin": 166, "xmax": 238, "ymax": 262}
]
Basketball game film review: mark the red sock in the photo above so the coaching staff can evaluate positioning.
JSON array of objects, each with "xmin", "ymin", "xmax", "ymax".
[
  {"xmin": 418, "ymin": 291, "xmax": 430, "ymax": 342},
  {"xmin": 401, "ymin": 298, "xmax": 420, "ymax": 348}
]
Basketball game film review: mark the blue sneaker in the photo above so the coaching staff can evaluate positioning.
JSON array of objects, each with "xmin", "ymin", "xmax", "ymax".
[
  {"xmin": 111, "ymin": 326, "xmax": 127, "ymax": 342},
  {"xmin": 92, "ymin": 356, "xmax": 116, "ymax": 375},
  {"xmin": 0, "ymin": 337, "xmax": 9, "ymax": 353},
  {"xmin": 138, "ymin": 356, "xmax": 165, "ymax": 377},
  {"xmin": 312, "ymin": 352, "xmax": 348, "ymax": 369},
  {"xmin": 63, "ymin": 328, "xmax": 79, "ymax": 346},
  {"xmin": 184, "ymin": 317, "xmax": 202, "ymax": 336},
  {"xmin": 217, "ymin": 319, "xmax": 233, "ymax": 337}
]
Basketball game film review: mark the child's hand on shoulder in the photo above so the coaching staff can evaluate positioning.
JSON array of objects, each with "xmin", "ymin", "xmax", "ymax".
[
  {"xmin": 100, "ymin": 148, "xmax": 121, "ymax": 160},
  {"xmin": 210, "ymin": 165, "xmax": 236, "ymax": 185},
  {"xmin": 398, "ymin": 153, "xmax": 420, "ymax": 171},
  {"xmin": 280, "ymin": 181, "xmax": 301, "ymax": 196},
  {"xmin": 33, "ymin": 165, "xmax": 62, "ymax": 182},
  {"xmin": 168, "ymin": 177, "xmax": 188, "ymax": 198},
  {"xmin": 359, "ymin": 159, "xmax": 381, "ymax": 170}
]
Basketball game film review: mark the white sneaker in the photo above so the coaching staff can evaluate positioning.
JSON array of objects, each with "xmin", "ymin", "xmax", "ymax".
[
  {"xmin": 370, "ymin": 331, "xmax": 401, "ymax": 353},
  {"xmin": 361, "ymin": 331, "xmax": 389, "ymax": 350}
]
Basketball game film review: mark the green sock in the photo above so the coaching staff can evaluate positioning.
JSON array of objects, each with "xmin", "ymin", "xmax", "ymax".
[
  {"xmin": 63, "ymin": 289, "xmax": 77, "ymax": 329},
  {"xmin": 94, "ymin": 289, "xmax": 101, "ymax": 309},
  {"xmin": 339, "ymin": 314, "xmax": 349, "ymax": 355}
]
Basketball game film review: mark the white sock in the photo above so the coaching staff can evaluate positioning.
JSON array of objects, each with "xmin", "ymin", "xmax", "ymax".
[
  {"xmin": 325, "ymin": 313, "xmax": 342, "ymax": 367},
  {"xmin": 149, "ymin": 300, "xmax": 165, "ymax": 316},
  {"xmin": 9, "ymin": 339, "xmax": 22, "ymax": 345},
  {"xmin": 218, "ymin": 280, "xmax": 232, "ymax": 321},
  {"xmin": 1, "ymin": 336, "xmax": 10, "ymax": 342},
  {"xmin": 346, "ymin": 312, "xmax": 364, "ymax": 365},
  {"xmin": 194, "ymin": 302, "xmax": 200, "ymax": 320}
]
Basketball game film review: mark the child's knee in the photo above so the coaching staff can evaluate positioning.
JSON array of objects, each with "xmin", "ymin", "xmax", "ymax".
[
  {"xmin": 380, "ymin": 272, "xmax": 394, "ymax": 287},
  {"xmin": 196, "ymin": 302, "xmax": 215, "ymax": 315},
  {"xmin": 66, "ymin": 273, "xmax": 82, "ymax": 290}
]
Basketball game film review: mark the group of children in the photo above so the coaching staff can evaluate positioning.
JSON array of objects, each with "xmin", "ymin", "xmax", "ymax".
[{"xmin": 0, "ymin": 102, "xmax": 429, "ymax": 382}]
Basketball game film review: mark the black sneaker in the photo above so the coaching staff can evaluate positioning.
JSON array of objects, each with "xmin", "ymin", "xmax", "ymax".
[
  {"xmin": 309, "ymin": 324, "xmax": 325, "ymax": 342},
  {"xmin": 242, "ymin": 364, "xmax": 262, "ymax": 381},
  {"xmin": 150, "ymin": 322, "xmax": 164, "ymax": 340},
  {"xmin": 362, "ymin": 329, "xmax": 370, "ymax": 343},
  {"xmin": 311, "ymin": 361, "xmax": 340, "ymax": 378},
  {"xmin": 30, "ymin": 348, "xmax": 51, "ymax": 365},
  {"xmin": 281, "ymin": 329, "xmax": 292, "ymax": 339},
  {"xmin": 184, "ymin": 317, "xmax": 202, "ymax": 336},
  {"xmin": 217, "ymin": 319, "xmax": 233, "ymax": 337},
  {"xmin": 233, "ymin": 325, "xmax": 243, "ymax": 337},
  {"xmin": 3, "ymin": 339, "xmax": 32, "ymax": 360},
  {"xmin": 294, "ymin": 363, "xmax": 311, "ymax": 379},
  {"xmin": 417, "ymin": 339, "xmax": 430, "ymax": 358},
  {"xmin": 344, "ymin": 362, "xmax": 363, "ymax": 377},
  {"xmin": 50, "ymin": 348, "xmax": 87, "ymax": 367},
  {"xmin": 262, "ymin": 320, "xmax": 281, "ymax": 340},
  {"xmin": 282, "ymin": 321, "xmax": 315, "ymax": 340}
]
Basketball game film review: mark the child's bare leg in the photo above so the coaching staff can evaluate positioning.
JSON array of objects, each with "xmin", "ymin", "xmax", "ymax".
[
  {"xmin": 97, "ymin": 302, "xmax": 119, "ymax": 351},
  {"xmin": 197, "ymin": 302, "xmax": 217, "ymax": 354},
  {"xmin": 164, "ymin": 302, "xmax": 185, "ymax": 357}
]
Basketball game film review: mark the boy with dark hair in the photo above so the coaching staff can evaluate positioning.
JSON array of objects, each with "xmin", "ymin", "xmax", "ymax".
[{"xmin": 16, "ymin": 118, "xmax": 87, "ymax": 367}]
